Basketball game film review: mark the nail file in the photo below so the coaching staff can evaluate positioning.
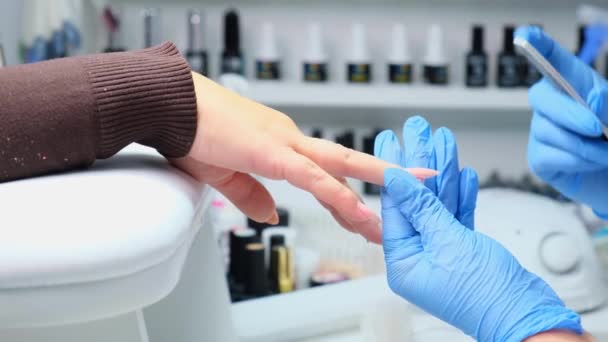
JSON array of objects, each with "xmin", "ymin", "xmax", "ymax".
[{"xmin": 514, "ymin": 36, "xmax": 608, "ymax": 141}]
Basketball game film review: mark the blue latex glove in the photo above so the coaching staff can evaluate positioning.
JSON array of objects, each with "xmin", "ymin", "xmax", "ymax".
[
  {"xmin": 518, "ymin": 26, "xmax": 608, "ymax": 219},
  {"xmin": 375, "ymin": 117, "xmax": 582, "ymax": 341},
  {"xmin": 374, "ymin": 116, "xmax": 478, "ymax": 228}
]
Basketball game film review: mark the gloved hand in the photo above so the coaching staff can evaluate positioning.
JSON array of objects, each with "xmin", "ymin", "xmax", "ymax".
[
  {"xmin": 374, "ymin": 116, "xmax": 478, "ymax": 227},
  {"xmin": 375, "ymin": 117, "xmax": 582, "ymax": 341},
  {"xmin": 519, "ymin": 26, "xmax": 608, "ymax": 219}
]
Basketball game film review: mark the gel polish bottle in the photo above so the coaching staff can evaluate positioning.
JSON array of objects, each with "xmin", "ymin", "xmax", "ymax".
[
  {"xmin": 221, "ymin": 9, "xmax": 244, "ymax": 75},
  {"xmin": 347, "ymin": 23, "xmax": 372, "ymax": 83},
  {"xmin": 243, "ymin": 243, "xmax": 270, "ymax": 299},
  {"xmin": 186, "ymin": 10, "xmax": 209, "ymax": 76},
  {"xmin": 577, "ymin": 25, "xmax": 596, "ymax": 69},
  {"xmin": 0, "ymin": 41, "xmax": 5, "ymax": 67},
  {"xmin": 388, "ymin": 24, "xmax": 413, "ymax": 84},
  {"xmin": 228, "ymin": 228, "xmax": 258, "ymax": 302},
  {"xmin": 497, "ymin": 26, "xmax": 520, "ymax": 88},
  {"xmin": 605, "ymin": 53, "xmax": 608, "ymax": 79},
  {"xmin": 143, "ymin": 8, "xmax": 161, "ymax": 48},
  {"xmin": 256, "ymin": 22, "xmax": 281, "ymax": 80},
  {"xmin": 335, "ymin": 130, "xmax": 355, "ymax": 150},
  {"xmin": 423, "ymin": 24, "xmax": 449, "ymax": 85},
  {"xmin": 303, "ymin": 23, "xmax": 328, "ymax": 82},
  {"xmin": 465, "ymin": 25, "xmax": 488, "ymax": 87},
  {"xmin": 363, "ymin": 129, "xmax": 383, "ymax": 195},
  {"xmin": 102, "ymin": 6, "xmax": 126, "ymax": 53},
  {"xmin": 520, "ymin": 24, "xmax": 543, "ymax": 87}
]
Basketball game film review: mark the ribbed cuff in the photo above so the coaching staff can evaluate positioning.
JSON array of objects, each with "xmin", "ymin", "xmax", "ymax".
[{"xmin": 80, "ymin": 42, "xmax": 197, "ymax": 158}]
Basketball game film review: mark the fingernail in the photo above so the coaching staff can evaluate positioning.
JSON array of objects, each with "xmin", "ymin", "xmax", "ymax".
[
  {"xmin": 356, "ymin": 202, "xmax": 374, "ymax": 221},
  {"xmin": 266, "ymin": 211, "xmax": 279, "ymax": 225}
]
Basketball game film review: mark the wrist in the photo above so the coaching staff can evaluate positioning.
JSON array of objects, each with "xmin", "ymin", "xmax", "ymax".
[{"xmin": 477, "ymin": 274, "xmax": 582, "ymax": 342}]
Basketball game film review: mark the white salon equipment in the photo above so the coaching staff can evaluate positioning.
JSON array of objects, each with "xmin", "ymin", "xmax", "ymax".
[
  {"xmin": 476, "ymin": 188, "xmax": 607, "ymax": 313},
  {"xmin": 0, "ymin": 145, "xmax": 237, "ymax": 342}
]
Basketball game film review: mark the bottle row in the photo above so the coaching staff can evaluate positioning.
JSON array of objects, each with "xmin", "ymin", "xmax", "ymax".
[
  {"xmin": 101, "ymin": 7, "xmax": 608, "ymax": 88},
  {"xmin": 212, "ymin": 199, "xmax": 359, "ymax": 302}
]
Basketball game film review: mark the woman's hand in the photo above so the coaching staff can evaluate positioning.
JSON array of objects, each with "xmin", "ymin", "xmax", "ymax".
[{"xmin": 171, "ymin": 73, "xmax": 436, "ymax": 243}]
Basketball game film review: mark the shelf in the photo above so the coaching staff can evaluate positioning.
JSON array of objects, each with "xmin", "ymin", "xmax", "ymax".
[{"xmin": 247, "ymin": 82, "xmax": 531, "ymax": 111}]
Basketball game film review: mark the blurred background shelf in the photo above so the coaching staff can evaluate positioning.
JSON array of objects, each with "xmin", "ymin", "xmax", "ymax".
[{"xmin": 247, "ymin": 83, "xmax": 530, "ymax": 110}]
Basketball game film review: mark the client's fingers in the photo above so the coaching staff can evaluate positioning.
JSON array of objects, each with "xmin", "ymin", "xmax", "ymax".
[
  {"xmin": 294, "ymin": 136, "xmax": 437, "ymax": 186},
  {"xmin": 263, "ymin": 147, "xmax": 379, "ymax": 227},
  {"xmin": 210, "ymin": 172, "xmax": 278, "ymax": 224},
  {"xmin": 319, "ymin": 199, "xmax": 382, "ymax": 244}
]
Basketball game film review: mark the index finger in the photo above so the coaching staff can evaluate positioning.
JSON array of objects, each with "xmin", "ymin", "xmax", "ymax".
[
  {"xmin": 294, "ymin": 136, "xmax": 437, "ymax": 185},
  {"xmin": 515, "ymin": 25, "xmax": 597, "ymax": 100}
]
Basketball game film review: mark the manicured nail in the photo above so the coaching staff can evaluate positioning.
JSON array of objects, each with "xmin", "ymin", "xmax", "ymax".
[
  {"xmin": 267, "ymin": 211, "xmax": 279, "ymax": 225},
  {"xmin": 404, "ymin": 167, "xmax": 439, "ymax": 179}
]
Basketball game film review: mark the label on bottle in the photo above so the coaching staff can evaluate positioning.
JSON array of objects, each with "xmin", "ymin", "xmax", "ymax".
[
  {"xmin": 497, "ymin": 54, "xmax": 520, "ymax": 87},
  {"xmin": 347, "ymin": 63, "xmax": 372, "ymax": 83},
  {"xmin": 304, "ymin": 63, "xmax": 328, "ymax": 82},
  {"xmin": 389, "ymin": 63, "xmax": 413, "ymax": 83},
  {"xmin": 222, "ymin": 56, "xmax": 244, "ymax": 75},
  {"xmin": 423, "ymin": 65, "xmax": 449, "ymax": 85},
  {"xmin": 466, "ymin": 54, "xmax": 487, "ymax": 87},
  {"xmin": 187, "ymin": 51, "xmax": 208, "ymax": 76},
  {"xmin": 256, "ymin": 60, "xmax": 281, "ymax": 80}
]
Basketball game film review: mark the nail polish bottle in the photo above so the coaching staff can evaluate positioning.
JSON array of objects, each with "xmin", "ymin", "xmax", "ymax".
[
  {"xmin": 335, "ymin": 130, "xmax": 355, "ymax": 150},
  {"xmin": 363, "ymin": 129, "xmax": 383, "ymax": 195},
  {"xmin": 186, "ymin": 10, "xmax": 209, "ymax": 76},
  {"xmin": 221, "ymin": 9, "xmax": 244, "ymax": 75},
  {"xmin": 102, "ymin": 6, "xmax": 125, "ymax": 53},
  {"xmin": 228, "ymin": 228, "xmax": 258, "ymax": 301},
  {"xmin": 347, "ymin": 23, "xmax": 372, "ymax": 83},
  {"xmin": 243, "ymin": 243, "xmax": 270, "ymax": 298},
  {"xmin": 388, "ymin": 24, "xmax": 413, "ymax": 84},
  {"xmin": 143, "ymin": 8, "xmax": 161, "ymax": 48},
  {"xmin": 465, "ymin": 25, "xmax": 488, "ymax": 87},
  {"xmin": 271, "ymin": 246, "xmax": 294, "ymax": 293},
  {"xmin": 520, "ymin": 24, "xmax": 543, "ymax": 87},
  {"xmin": 497, "ymin": 25, "xmax": 520, "ymax": 88},
  {"xmin": 0, "ymin": 42, "xmax": 5, "ymax": 67},
  {"xmin": 423, "ymin": 24, "xmax": 449, "ymax": 85},
  {"xmin": 577, "ymin": 25, "xmax": 596, "ymax": 69},
  {"xmin": 311, "ymin": 128, "xmax": 323, "ymax": 139},
  {"xmin": 303, "ymin": 23, "xmax": 328, "ymax": 82},
  {"xmin": 605, "ymin": 53, "xmax": 608, "ymax": 79},
  {"xmin": 256, "ymin": 22, "xmax": 281, "ymax": 80}
]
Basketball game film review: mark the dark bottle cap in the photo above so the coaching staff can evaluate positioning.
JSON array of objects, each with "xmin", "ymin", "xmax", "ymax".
[
  {"xmin": 269, "ymin": 235, "xmax": 285, "ymax": 250},
  {"xmin": 471, "ymin": 25, "xmax": 484, "ymax": 52},
  {"xmin": 247, "ymin": 207, "xmax": 289, "ymax": 233},
  {"xmin": 503, "ymin": 25, "xmax": 515, "ymax": 53},
  {"xmin": 229, "ymin": 228, "xmax": 259, "ymax": 284},
  {"xmin": 244, "ymin": 243, "xmax": 269, "ymax": 296},
  {"xmin": 223, "ymin": 9, "xmax": 240, "ymax": 56},
  {"xmin": 577, "ymin": 25, "xmax": 586, "ymax": 53},
  {"xmin": 335, "ymin": 131, "xmax": 355, "ymax": 150},
  {"xmin": 362, "ymin": 129, "xmax": 384, "ymax": 154},
  {"xmin": 311, "ymin": 128, "xmax": 323, "ymax": 139}
]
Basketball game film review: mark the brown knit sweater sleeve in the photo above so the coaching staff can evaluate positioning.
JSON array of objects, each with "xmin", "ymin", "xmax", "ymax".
[{"xmin": 0, "ymin": 42, "xmax": 197, "ymax": 182}]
